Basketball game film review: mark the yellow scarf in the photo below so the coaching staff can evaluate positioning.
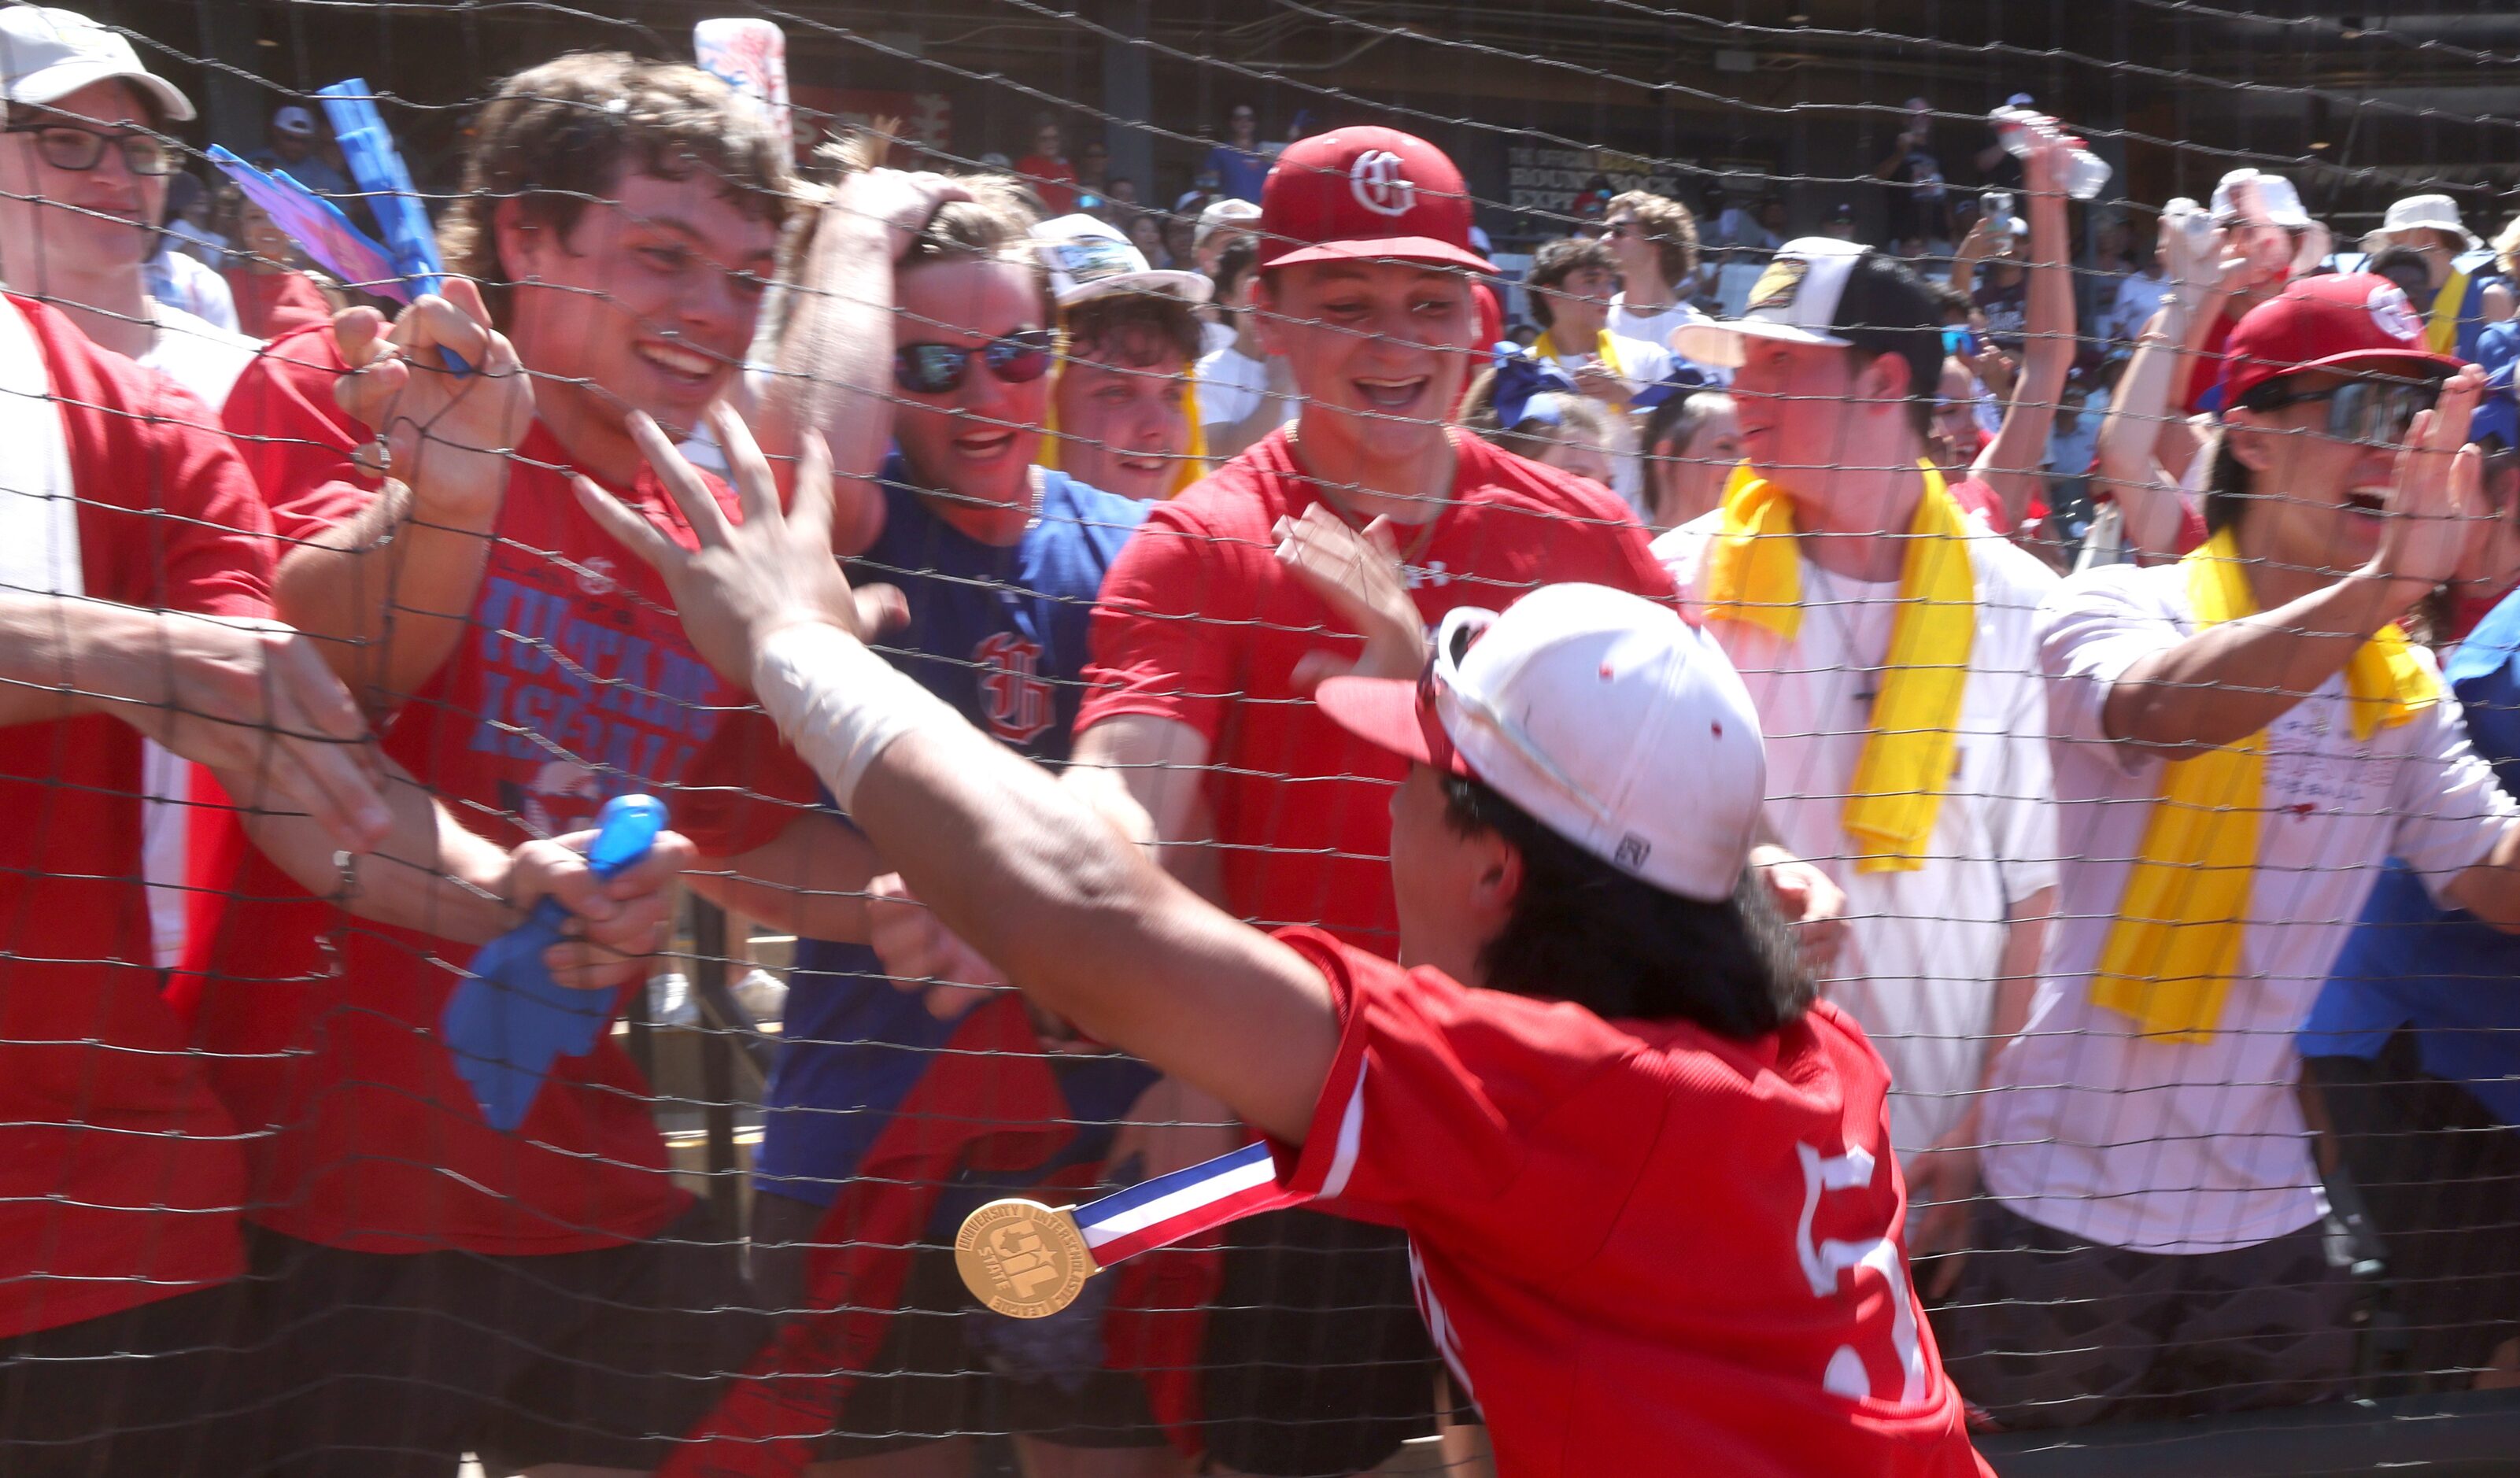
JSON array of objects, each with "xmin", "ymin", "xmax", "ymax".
[
  {"xmin": 1037, "ymin": 331, "xmax": 1208, "ymax": 497},
  {"xmin": 2425, "ymin": 267, "xmax": 2472, "ymax": 357},
  {"xmin": 2089, "ymin": 528, "xmax": 2438, "ymax": 1041},
  {"xmin": 1532, "ymin": 326, "xmax": 1626, "ymax": 382},
  {"xmin": 1702, "ymin": 460, "xmax": 1975, "ymax": 873}
]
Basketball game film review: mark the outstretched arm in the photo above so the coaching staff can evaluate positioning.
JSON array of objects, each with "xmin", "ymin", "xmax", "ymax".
[
  {"xmin": 1972, "ymin": 131, "xmax": 2077, "ymax": 531},
  {"xmin": 575, "ymin": 407, "xmax": 1339, "ymax": 1142}
]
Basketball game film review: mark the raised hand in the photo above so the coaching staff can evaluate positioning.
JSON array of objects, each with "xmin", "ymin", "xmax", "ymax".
[
  {"xmin": 1273, "ymin": 504, "xmax": 1428, "ymax": 693},
  {"xmin": 570, "ymin": 403, "xmax": 905, "ymax": 690},
  {"xmin": 2373, "ymin": 366, "xmax": 2487, "ymax": 594},
  {"xmin": 333, "ymin": 279, "xmax": 533, "ymax": 520}
]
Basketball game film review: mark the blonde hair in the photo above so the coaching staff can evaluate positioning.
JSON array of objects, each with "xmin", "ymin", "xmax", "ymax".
[{"xmin": 2495, "ymin": 212, "xmax": 2520, "ymax": 282}]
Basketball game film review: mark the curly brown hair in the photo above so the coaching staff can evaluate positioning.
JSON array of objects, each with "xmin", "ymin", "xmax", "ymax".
[
  {"xmin": 439, "ymin": 51, "xmax": 796, "ymax": 324},
  {"xmin": 1605, "ymin": 190, "xmax": 1701, "ymax": 286}
]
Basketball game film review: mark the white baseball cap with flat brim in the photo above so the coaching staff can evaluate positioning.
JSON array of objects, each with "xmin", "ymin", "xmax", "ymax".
[
  {"xmin": 1316, "ymin": 583, "xmax": 1767, "ymax": 905},
  {"xmin": 0, "ymin": 6, "xmax": 192, "ymax": 123},
  {"xmin": 1030, "ymin": 213, "xmax": 1214, "ymax": 309},
  {"xmin": 1669, "ymin": 236, "xmax": 1867, "ymax": 369},
  {"xmin": 2362, "ymin": 194, "xmax": 2481, "ymax": 255}
]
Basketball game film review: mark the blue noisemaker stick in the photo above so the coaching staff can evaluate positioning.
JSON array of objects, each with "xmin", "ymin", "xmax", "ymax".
[
  {"xmin": 442, "ymin": 795, "xmax": 667, "ymax": 1132},
  {"xmin": 206, "ymin": 145, "xmax": 406, "ymax": 302},
  {"xmin": 316, "ymin": 79, "xmax": 472, "ymax": 377}
]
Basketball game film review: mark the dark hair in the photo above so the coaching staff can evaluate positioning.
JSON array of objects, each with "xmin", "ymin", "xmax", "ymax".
[
  {"xmin": 1213, "ymin": 235, "xmax": 1261, "ymax": 299},
  {"xmin": 2203, "ymin": 427, "xmax": 2250, "ymax": 535},
  {"xmin": 1835, "ymin": 251, "xmax": 1943, "ymax": 441},
  {"xmin": 440, "ymin": 51, "xmax": 796, "ymax": 326},
  {"xmin": 1065, "ymin": 290, "xmax": 1203, "ymax": 368},
  {"xmin": 2367, "ymin": 243, "xmax": 2433, "ymax": 289},
  {"xmin": 1440, "ymin": 773, "xmax": 1815, "ymax": 1037},
  {"xmin": 1524, "ymin": 236, "xmax": 1617, "ymax": 330}
]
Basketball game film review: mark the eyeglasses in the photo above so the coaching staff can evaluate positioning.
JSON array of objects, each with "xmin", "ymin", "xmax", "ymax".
[
  {"xmin": 2249, "ymin": 373, "xmax": 2448, "ymax": 447},
  {"xmin": 7, "ymin": 123, "xmax": 177, "ymax": 176},
  {"xmin": 892, "ymin": 331, "xmax": 1056, "ymax": 396}
]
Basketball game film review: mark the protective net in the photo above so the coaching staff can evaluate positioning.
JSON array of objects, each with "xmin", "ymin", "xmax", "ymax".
[{"xmin": 6, "ymin": 2, "xmax": 2520, "ymax": 1475}]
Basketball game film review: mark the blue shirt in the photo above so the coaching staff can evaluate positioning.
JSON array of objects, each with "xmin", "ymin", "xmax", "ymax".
[
  {"xmin": 2303, "ymin": 589, "xmax": 2520, "ymax": 1125},
  {"xmin": 757, "ymin": 463, "xmax": 1153, "ymax": 1205},
  {"xmin": 1203, "ymin": 143, "xmax": 1271, "ymax": 205}
]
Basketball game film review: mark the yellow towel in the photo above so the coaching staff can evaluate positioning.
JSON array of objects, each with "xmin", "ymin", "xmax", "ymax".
[
  {"xmin": 2090, "ymin": 528, "xmax": 2437, "ymax": 1041},
  {"xmin": 1702, "ymin": 460, "xmax": 1975, "ymax": 873},
  {"xmin": 1532, "ymin": 327, "xmax": 1627, "ymax": 385}
]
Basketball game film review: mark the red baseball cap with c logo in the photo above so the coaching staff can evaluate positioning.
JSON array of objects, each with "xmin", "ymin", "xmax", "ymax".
[{"xmin": 1257, "ymin": 126, "xmax": 1495, "ymax": 275}]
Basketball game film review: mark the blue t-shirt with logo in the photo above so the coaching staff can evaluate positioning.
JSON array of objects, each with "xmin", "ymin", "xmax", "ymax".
[
  {"xmin": 756, "ymin": 460, "xmax": 1153, "ymax": 1206},
  {"xmin": 2303, "ymin": 587, "xmax": 2520, "ymax": 1126}
]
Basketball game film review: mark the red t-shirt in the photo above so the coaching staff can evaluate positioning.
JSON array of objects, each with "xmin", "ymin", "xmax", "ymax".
[
  {"xmin": 200, "ymin": 324, "xmax": 807, "ymax": 1255},
  {"xmin": 2183, "ymin": 307, "xmax": 2240, "ymax": 417},
  {"xmin": 223, "ymin": 268, "xmax": 333, "ymax": 342},
  {"xmin": 1077, "ymin": 428, "xmax": 1675, "ymax": 952},
  {"xmin": 1947, "ymin": 474, "xmax": 2047, "ymax": 538},
  {"xmin": 1269, "ymin": 930, "xmax": 1990, "ymax": 1478},
  {"xmin": 0, "ymin": 296, "xmax": 275, "ymax": 1338},
  {"xmin": 1015, "ymin": 154, "xmax": 1079, "ymax": 216}
]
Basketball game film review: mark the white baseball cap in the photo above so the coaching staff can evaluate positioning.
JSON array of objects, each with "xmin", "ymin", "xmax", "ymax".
[
  {"xmin": 0, "ymin": 6, "xmax": 192, "ymax": 122},
  {"xmin": 1193, "ymin": 194, "xmax": 1261, "ymax": 256},
  {"xmin": 1316, "ymin": 584, "xmax": 1767, "ymax": 904},
  {"xmin": 1031, "ymin": 212, "xmax": 1212, "ymax": 308},
  {"xmin": 2211, "ymin": 168, "xmax": 2314, "ymax": 231},
  {"xmin": 2362, "ymin": 194, "xmax": 2481, "ymax": 255},
  {"xmin": 272, "ymin": 103, "xmax": 316, "ymax": 137},
  {"xmin": 1670, "ymin": 236, "xmax": 1943, "ymax": 371}
]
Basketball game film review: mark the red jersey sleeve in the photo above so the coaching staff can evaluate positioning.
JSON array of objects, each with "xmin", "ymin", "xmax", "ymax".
[
  {"xmin": 1266, "ymin": 927, "xmax": 1666, "ymax": 1271},
  {"xmin": 1077, "ymin": 497, "xmax": 1267, "ymax": 745},
  {"xmin": 220, "ymin": 323, "xmax": 379, "ymax": 546}
]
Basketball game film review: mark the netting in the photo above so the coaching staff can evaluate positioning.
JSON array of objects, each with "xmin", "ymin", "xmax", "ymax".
[{"xmin": 6, "ymin": 1, "xmax": 2520, "ymax": 1475}]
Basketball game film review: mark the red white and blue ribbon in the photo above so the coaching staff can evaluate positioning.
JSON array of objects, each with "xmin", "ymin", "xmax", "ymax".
[{"xmin": 1072, "ymin": 1140, "xmax": 1305, "ymax": 1266}]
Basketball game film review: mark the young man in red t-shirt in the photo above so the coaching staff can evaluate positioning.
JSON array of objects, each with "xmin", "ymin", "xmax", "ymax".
[
  {"xmin": 0, "ymin": 281, "xmax": 686, "ymax": 1472},
  {"xmin": 201, "ymin": 54, "xmax": 837, "ymax": 1475},
  {"xmin": 571, "ymin": 430, "xmax": 1997, "ymax": 1477}
]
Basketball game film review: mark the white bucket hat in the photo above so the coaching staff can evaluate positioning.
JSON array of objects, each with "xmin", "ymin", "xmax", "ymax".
[{"xmin": 2362, "ymin": 194, "xmax": 2481, "ymax": 255}]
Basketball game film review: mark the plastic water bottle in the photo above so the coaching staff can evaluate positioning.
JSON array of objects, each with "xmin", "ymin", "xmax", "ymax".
[{"xmin": 1990, "ymin": 107, "xmax": 2113, "ymax": 201}]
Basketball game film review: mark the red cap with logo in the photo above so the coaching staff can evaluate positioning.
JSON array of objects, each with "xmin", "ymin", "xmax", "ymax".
[
  {"xmin": 2219, "ymin": 271, "xmax": 2462, "ymax": 408},
  {"xmin": 1258, "ymin": 126, "xmax": 1495, "ymax": 275}
]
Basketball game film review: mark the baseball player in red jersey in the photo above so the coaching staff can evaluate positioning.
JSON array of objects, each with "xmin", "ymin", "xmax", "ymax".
[{"xmin": 578, "ymin": 404, "xmax": 1994, "ymax": 1478}]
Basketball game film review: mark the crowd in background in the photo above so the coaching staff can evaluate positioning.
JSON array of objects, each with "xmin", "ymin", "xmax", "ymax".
[{"xmin": 13, "ymin": 0, "xmax": 2520, "ymax": 1472}]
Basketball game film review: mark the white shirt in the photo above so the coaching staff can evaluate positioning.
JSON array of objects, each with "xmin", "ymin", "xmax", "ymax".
[
  {"xmin": 1195, "ymin": 343, "xmax": 1290, "ymax": 434},
  {"xmin": 1199, "ymin": 318, "xmax": 1236, "ymax": 359},
  {"xmin": 1982, "ymin": 563, "xmax": 2514, "ymax": 1255},
  {"xmin": 2102, "ymin": 268, "xmax": 2173, "ymax": 346},
  {"xmin": 1542, "ymin": 330, "xmax": 1673, "ymax": 398},
  {"xmin": 1656, "ymin": 513, "xmax": 2061, "ymax": 1165},
  {"xmin": 140, "ymin": 301, "xmax": 260, "ymax": 412},
  {"xmin": 1608, "ymin": 295, "xmax": 1706, "ymax": 354},
  {"xmin": 145, "ymin": 247, "xmax": 238, "ymax": 334}
]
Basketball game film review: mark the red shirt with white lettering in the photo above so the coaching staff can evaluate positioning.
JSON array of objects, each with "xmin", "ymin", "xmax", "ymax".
[
  {"xmin": 1078, "ymin": 429, "xmax": 1674, "ymax": 952},
  {"xmin": 201, "ymin": 325, "xmax": 804, "ymax": 1254},
  {"xmin": 1269, "ymin": 929, "xmax": 1990, "ymax": 1478},
  {"xmin": 0, "ymin": 296, "xmax": 274, "ymax": 1337}
]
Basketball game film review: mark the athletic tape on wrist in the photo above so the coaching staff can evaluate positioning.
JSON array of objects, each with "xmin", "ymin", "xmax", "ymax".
[{"xmin": 753, "ymin": 622, "xmax": 961, "ymax": 811}]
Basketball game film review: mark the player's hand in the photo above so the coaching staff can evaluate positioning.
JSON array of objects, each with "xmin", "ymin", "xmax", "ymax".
[
  {"xmin": 1274, "ymin": 504, "xmax": 1428, "ymax": 694},
  {"xmin": 2371, "ymin": 366, "xmax": 2485, "ymax": 596},
  {"xmin": 91, "ymin": 608, "xmax": 390, "ymax": 853},
  {"xmin": 2015, "ymin": 121, "xmax": 2074, "ymax": 199},
  {"xmin": 1907, "ymin": 1107, "xmax": 1985, "ymax": 1300},
  {"xmin": 1751, "ymin": 844, "xmax": 1849, "ymax": 974},
  {"xmin": 834, "ymin": 168, "xmax": 974, "ymax": 263},
  {"xmin": 333, "ymin": 279, "xmax": 532, "ymax": 521},
  {"xmin": 866, "ymin": 871, "xmax": 1009, "ymax": 1019},
  {"xmin": 506, "ymin": 826, "xmax": 694, "ymax": 989},
  {"xmin": 573, "ymin": 404, "xmax": 907, "ymax": 693}
]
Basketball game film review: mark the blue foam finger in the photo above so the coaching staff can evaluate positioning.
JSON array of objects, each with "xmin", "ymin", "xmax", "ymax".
[
  {"xmin": 316, "ymin": 80, "xmax": 472, "ymax": 377},
  {"xmin": 442, "ymin": 795, "xmax": 669, "ymax": 1130}
]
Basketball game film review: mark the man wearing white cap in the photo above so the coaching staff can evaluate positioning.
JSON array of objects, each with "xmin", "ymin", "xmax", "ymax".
[
  {"xmin": 1654, "ymin": 191, "xmax": 2064, "ymax": 1256},
  {"xmin": 1033, "ymin": 210, "xmax": 1213, "ymax": 501},
  {"xmin": 2364, "ymin": 193, "xmax": 2507, "ymax": 361},
  {"xmin": 578, "ymin": 401, "xmax": 1997, "ymax": 1472},
  {"xmin": 244, "ymin": 100, "xmax": 352, "ymax": 200}
]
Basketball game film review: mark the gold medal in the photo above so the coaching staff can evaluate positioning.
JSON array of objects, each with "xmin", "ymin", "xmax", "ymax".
[{"xmin": 954, "ymin": 1198, "xmax": 1099, "ymax": 1319}]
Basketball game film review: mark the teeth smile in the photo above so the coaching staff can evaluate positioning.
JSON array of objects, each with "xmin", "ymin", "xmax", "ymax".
[{"xmin": 638, "ymin": 343, "xmax": 716, "ymax": 378}]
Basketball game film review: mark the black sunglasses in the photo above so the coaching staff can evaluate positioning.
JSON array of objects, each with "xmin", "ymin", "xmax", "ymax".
[
  {"xmin": 892, "ymin": 331, "xmax": 1056, "ymax": 396},
  {"xmin": 2248, "ymin": 372, "xmax": 2448, "ymax": 448}
]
